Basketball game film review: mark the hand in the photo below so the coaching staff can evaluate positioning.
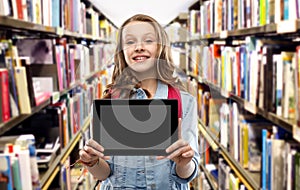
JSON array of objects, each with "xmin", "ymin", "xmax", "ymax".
[
  {"xmin": 79, "ymin": 139, "xmax": 110, "ymax": 166},
  {"xmin": 157, "ymin": 119, "xmax": 194, "ymax": 167}
]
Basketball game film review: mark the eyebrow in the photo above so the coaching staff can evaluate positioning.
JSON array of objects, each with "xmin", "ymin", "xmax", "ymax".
[{"xmin": 124, "ymin": 32, "xmax": 155, "ymax": 37}]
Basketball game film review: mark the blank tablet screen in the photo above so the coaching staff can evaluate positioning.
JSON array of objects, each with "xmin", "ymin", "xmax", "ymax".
[{"xmin": 92, "ymin": 99, "xmax": 178, "ymax": 155}]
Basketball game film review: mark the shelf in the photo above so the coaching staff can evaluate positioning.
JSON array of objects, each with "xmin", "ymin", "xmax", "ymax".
[
  {"xmin": 219, "ymin": 146, "xmax": 260, "ymax": 190},
  {"xmin": 230, "ymin": 95, "xmax": 295, "ymax": 132},
  {"xmin": 41, "ymin": 117, "xmax": 90, "ymax": 190},
  {"xmin": 0, "ymin": 99, "xmax": 51, "ymax": 135},
  {"xmin": 59, "ymin": 69, "xmax": 103, "ymax": 97},
  {"xmin": 198, "ymin": 80, "xmax": 296, "ymax": 133},
  {"xmin": 0, "ymin": 68, "xmax": 101, "ymax": 136},
  {"xmin": 198, "ymin": 20, "xmax": 300, "ymax": 40},
  {"xmin": 226, "ymin": 25, "xmax": 267, "ymax": 37},
  {"xmin": 198, "ymin": 120, "xmax": 219, "ymax": 151},
  {"xmin": 0, "ymin": 16, "xmax": 56, "ymax": 34},
  {"xmin": 0, "ymin": 16, "xmax": 107, "ymax": 41},
  {"xmin": 199, "ymin": 163, "xmax": 218, "ymax": 190},
  {"xmin": 198, "ymin": 120, "xmax": 260, "ymax": 190}
]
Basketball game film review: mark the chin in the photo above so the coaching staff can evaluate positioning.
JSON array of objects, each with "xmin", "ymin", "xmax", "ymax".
[{"xmin": 130, "ymin": 66, "xmax": 157, "ymax": 80}]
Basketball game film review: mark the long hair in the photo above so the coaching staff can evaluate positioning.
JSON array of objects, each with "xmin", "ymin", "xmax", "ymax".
[{"xmin": 104, "ymin": 14, "xmax": 184, "ymax": 98}]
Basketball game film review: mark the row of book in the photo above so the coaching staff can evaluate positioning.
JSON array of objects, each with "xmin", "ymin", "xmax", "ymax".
[
  {"xmin": 198, "ymin": 88, "xmax": 300, "ymax": 189},
  {"xmin": 193, "ymin": 0, "xmax": 300, "ymax": 36},
  {"xmin": 0, "ymin": 38, "xmax": 114, "ymax": 123},
  {"xmin": 165, "ymin": 23, "xmax": 189, "ymax": 43},
  {"xmin": 0, "ymin": 134, "xmax": 42, "ymax": 190},
  {"xmin": 188, "ymin": 37, "xmax": 300, "ymax": 121},
  {"xmin": 196, "ymin": 172, "xmax": 214, "ymax": 190},
  {"xmin": 0, "ymin": 0, "xmax": 115, "ymax": 38},
  {"xmin": 198, "ymin": 130, "xmax": 246, "ymax": 190},
  {"xmin": 0, "ymin": 71, "xmax": 111, "ymax": 190},
  {"xmin": 218, "ymin": 158, "xmax": 248, "ymax": 190},
  {"xmin": 60, "ymin": 124, "xmax": 96, "ymax": 190}
]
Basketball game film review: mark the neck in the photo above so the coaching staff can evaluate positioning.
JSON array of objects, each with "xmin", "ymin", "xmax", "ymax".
[{"xmin": 141, "ymin": 79, "xmax": 158, "ymax": 98}]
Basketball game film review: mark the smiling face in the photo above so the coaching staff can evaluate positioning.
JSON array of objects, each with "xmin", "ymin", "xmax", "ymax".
[{"xmin": 122, "ymin": 21, "xmax": 158, "ymax": 74}]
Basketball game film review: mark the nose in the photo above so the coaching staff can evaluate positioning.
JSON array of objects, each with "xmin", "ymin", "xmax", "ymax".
[{"xmin": 134, "ymin": 42, "xmax": 145, "ymax": 52}]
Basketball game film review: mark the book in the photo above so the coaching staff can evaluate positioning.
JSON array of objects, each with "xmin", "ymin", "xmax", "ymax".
[
  {"xmin": 270, "ymin": 139, "xmax": 285, "ymax": 190},
  {"xmin": 247, "ymin": 122, "xmax": 272, "ymax": 172},
  {"xmin": 0, "ymin": 154, "xmax": 13, "ymax": 190},
  {"xmin": 14, "ymin": 66, "xmax": 31, "ymax": 114},
  {"xmin": 5, "ymin": 57, "xmax": 20, "ymax": 118},
  {"xmin": 0, "ymin": 69, "xmax": 11, "ymax": 122},
  {"xmin": 16, "ymin": 147, "xmax": 33, "ymax": 190}
]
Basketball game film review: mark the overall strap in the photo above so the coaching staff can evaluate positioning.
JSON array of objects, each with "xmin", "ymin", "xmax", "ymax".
[{"xmin": 167, "ymin": 85, "xmax": 182, "ymax": 119}]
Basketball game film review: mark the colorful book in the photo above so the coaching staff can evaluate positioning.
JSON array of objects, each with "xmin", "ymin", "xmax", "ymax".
[
  {"xmin": 0, "ymin": 69, "xmax": 11, "ymax": 122},
  {"xmin": 0, "ymin": 154, "xmax": 13, "ymax": 190}
]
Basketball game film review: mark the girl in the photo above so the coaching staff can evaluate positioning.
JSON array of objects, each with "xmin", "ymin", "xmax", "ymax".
[{"xmin": 79, "ymin": 14, "xmax": 199, "ymax": 190}]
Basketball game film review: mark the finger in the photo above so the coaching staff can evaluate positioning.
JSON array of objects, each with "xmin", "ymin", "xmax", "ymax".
[
  {"xmin": 166, "ymin": 139, "xmax": 187, "ymax": 154},
  {"xmin": 103, "ymin": 156, "xmax": 111, "ymax": 160},
  {"xmin": 86, "ymin": 139, "xmax": 104, "ymax": 152},
  {"xmin": 182, "ymin": 149, "xmax": 194, "ymax": 158},
  {"xmin": 167, "ymin": 145, "xmax": 192, "ymax": 160},
  {"xmin": 178, "ymin": 118, "xmax": 182, "ymax": 139},
  {"xmin": 84, "ymin": 145, "xmax": 104, "ymax": 157},
  {"xmin": 156, "ymin": 156, "xmax": 167, "ymax": 160},
  {"xmin": 79, "ymin": 150, "xmax": 97, "ymax": 162}
]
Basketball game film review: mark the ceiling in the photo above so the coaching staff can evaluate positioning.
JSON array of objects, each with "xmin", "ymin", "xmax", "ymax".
[{"xmin": 90, "ymin": 0, "xmax": 198, "ymax": 28}]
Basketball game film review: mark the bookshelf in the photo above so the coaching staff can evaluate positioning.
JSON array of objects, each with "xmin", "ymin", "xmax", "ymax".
[
  {"xmin": 40, "ymin": 117, "xmax": 90, "ymax": 190},
  {"xmin": 193, "ymin": 77, "xmax": 296, "ymax": 133},
  {"xmin": 170, "ymin": 0, "xmax": 300, "ymax": 189},
  {"xmin": 0, "ymin": 68, "xmax": 106, "ymax": 136},
  {"xmin": 0, "ymin": 98, "xmax": 51, "ymax": 135},
  {"xmin": 0, "ymin": 16, "xmax": 56, "ymax": 34},
  {"xmin": 198, "ymin": 20, "xmax": 300, "ymax": 40},
  {"xmin": 198, "ymin": 121, "xmax": 261, "ymax": 190},
  {"xmin": 0, "ymin": 1, "xmax": 115, "ymax": 189},
  {"xmin": 0, "ymin": 15, "xmax": 110, "ymax": 42},
  {"xmin": 199, "ymin": 163, "xmax": 218, "ymax": 190}
]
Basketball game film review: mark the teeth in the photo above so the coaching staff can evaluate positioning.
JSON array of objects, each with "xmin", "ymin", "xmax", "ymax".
[{"xmin": 134, "ymin": 56, "xmax": 147, "ymax": 60}]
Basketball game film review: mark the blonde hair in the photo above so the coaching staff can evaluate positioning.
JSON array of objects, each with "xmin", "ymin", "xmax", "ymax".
[{"xmin": 104, "ymin": 14, "xmax": 184, "ymax": 98}]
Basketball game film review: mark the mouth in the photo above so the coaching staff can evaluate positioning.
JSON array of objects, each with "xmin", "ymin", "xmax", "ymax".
[{"xmin": 132, "ymin": 55, "xmax": 150, "ymax": 63}]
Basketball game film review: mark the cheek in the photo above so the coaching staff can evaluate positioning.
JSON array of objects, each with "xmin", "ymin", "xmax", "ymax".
[
  {"xmin": 148, "ymin": 45, "xmax": 159, "ymax": 57},
  {"xmin": 123, "ymin": 48, "xmax": 133, "ymax": 63}
]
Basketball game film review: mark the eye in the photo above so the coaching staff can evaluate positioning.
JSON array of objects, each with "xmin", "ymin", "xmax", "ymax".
[
  {"xmin": 125, "ymin": 40, "xmax": 135, "ymax": 45},
  {"xmin": 145, "ymin": 39, "xmax": 154, "ymax": 44}
]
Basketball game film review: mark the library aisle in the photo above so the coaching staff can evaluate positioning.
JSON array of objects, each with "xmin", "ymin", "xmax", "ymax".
[{"xmin": 0, "ymin": 0, "xmax": 300, "ymax": 190}]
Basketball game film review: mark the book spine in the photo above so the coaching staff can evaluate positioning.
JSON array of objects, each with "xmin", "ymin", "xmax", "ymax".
[
  {"xmin": 52, "ymin": 0, "xmax": 60, "ymax": 27},
  {"xmin": 0, "ymin": 69, "xmax": 11, "ymax": 122},
  {"xmin": 15, "ymin": 0, "xmax": 24, "ymax": 20},
  {"xmin": 14, "ymin": 67, "xmax": 31, "ymax": 114},
  {"xmin": 0, "ymin": 154, "xmax": 13, "ymax": 190},
  {"xmin": 262, "ymin": 129, "xmax": 267, "ymax": 190}
]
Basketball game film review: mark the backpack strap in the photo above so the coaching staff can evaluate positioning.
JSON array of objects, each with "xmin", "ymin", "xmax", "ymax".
[{"xmin": 167, "ymin": 85, "xmax": 182, "ymax": 119}]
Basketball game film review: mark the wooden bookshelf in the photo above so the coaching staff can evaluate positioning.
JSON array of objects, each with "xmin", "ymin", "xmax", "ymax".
[
  {"xmin": 0, "ymin": 1, "xmax": 114, "ymax": 190},
  {"xmin": 229, "ymin": 95, "xmax": 296, "ymax": 132},
  {"xmin": 199, "ymin": 20, "xmax": 300, "ymax": 40},
  {"xmin": 192, "ymin": 77, "xmax": 296, "ymax": 133},
  {"xmin": 40, "ymin": 117, "xmax": 90, "ymax": 190},
  {"xmin": 0, "ymin": 15, "xmax": 107, "ymax": 41},
  {"xmin": 198, "ymin": 121, "xmax": 219, "ymax": 151},
  {"xmin": 0, "ymin": 98, "xmax": 51, "ymax": 135},
  {"xmin": 199, "ymin": 163, "xmax": 218, "ymax": 190},
  {"xmin": 0, "ymin": 67, "xmax": 103, "ymax": 136},
  {"xmin": 0, "ymin": 16, "xmax": 56, "ymax": 34},
  {"xmin": 198, "ymin": 121, "xmax": 260, "ymax": 190}
]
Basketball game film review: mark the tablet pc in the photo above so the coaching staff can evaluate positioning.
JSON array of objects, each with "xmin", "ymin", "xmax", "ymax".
[{"xmin": 92, "ymin": 99, "xmax": 178, "ymax": 155}]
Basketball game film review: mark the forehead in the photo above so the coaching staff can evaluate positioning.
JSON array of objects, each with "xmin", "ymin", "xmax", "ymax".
[{"xmin": 122, "ymin": 21, "xmax": 156, "ymax": 37}]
